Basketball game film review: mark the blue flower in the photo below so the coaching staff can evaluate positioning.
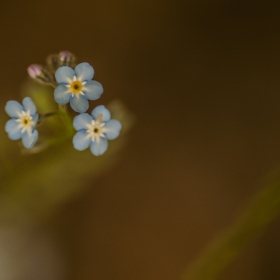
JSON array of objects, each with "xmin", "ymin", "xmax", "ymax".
[
  {"xmin": 73, "ymin": 105, "xmax": 122, "ymax": 156},
  {"xmin": 54, "ymin": 62, "xmax": 103, "ymax": 113},
  {"xmin": 5, "ymin": 97, "xmax": 39, "ymax": 149}
]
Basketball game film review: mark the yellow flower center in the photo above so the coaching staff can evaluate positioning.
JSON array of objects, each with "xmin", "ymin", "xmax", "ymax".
[
  {"xmin": 16, "ymin": 111, "xmax": 35, "ymax": 135},
  {"xmin": 70, "ymin": 81, "xmax": 83, "ymax": 93},
  {"xmin": 22, "ymin": 116, "xmax": 31, "ymax": 126},
  {"xmin": 86, "ymin": 116, "xmax": 106, "ymax": 142}
]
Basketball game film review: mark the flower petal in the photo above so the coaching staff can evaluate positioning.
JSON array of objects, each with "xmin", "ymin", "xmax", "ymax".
[
  {"xmin": 90, "ymin": 138, "xmax": 108, "ymax": 156},
  {"xmin": 32, "ymin": 113, "xmax": 39, "ymax": 128},
  {"xmin": 75, "ymin": 62, "xmax": 94, "ymax": 81},
  {"xmin": 55, "ymin": 66, "xmax": 75, "ymax": 84},
  {"xmin": 73, "ymin": 113, "xmax": 93, "ymax": 131},
  {"xmin": 5, "ymin": 101, "xmax": 23, "ymax": 118},
  {"xmin": 83, "ymin": 80, "xmax": 103, "ymax": 100},
  {"xmin": 73, "ymin": 131, "xmax": 91, "ymax": 151},
  {"xmin": 5, "ymin": 119, "xmax": 22, "ymax": 140},
  {"xmin": 104, "ymin": 120, "xmax": 122, "ymax": 140},
  {"xmin": 22, "ymin": 97, "xmax": 36, "ymax": 115},
  {"xmin": 22, "ymin": 130, "xmax": 38, "ymax": 148},
  {"xmin": 70, "ymin": 96, "xmax": 89, "ymax": 113},
  {"xmin": 54, "ymin": 85, "xmax": 71, "ymax": 104},
  {"xmin": 91, "ymin": 105, "xmax": 111, "ymax": 122}
]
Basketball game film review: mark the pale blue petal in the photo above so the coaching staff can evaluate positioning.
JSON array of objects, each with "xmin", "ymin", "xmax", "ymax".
[
  {"xmin": 83, "ymin": 80, "xmax": 103, "ymax": 100},
  {"xmin": 104, "ymin": 120, "xmax": 122, "ymax": 140},
  {"xmin": 22, "ymin": 97, "xmax": 36, "ymax": 115},
  {"xmin": 5, "ymin": 119, "xmax": 22, "ymax": 140},
  {"xmin": 90, "ymin": 138, "xmax": 108, "ymax": 156},
  {"xmin": 73, "ymin": 113, "xmax": 93, "ymax": 131},
  {"xmin": 73, "ymin": 131, "xmax": 91, "ymax": 151},
  {"xmin": 32, "ymin": 113, "xmax": 39, "ymax": 128},
  {"xmin": 54, "ymin": 85, "xmax": 71, "ymax": 104},
  {"xmin": 22, "ymin": 130, "xmax": 38, "ymax": 148},
  {"xmin": 75, "ymin": 63, "xmax": 94, "ymax": 81},
  {"xmin": 91, "ymin": 105, "xmax": 111, "ymax": 122},
  {"xmin": 55, "ymin": 66, "xmax": 75, "ymax": 84},
  {"xmin": 70, "ymin": 96, "xmax": 89, "ymax": 113},
  {"xmin": 5, "ymin": 101, "xmax": 23, "ymax": 118}
]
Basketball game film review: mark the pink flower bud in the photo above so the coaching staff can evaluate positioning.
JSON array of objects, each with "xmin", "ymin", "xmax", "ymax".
[
  {"xmin": 59, "ymin": 50, "xmax": 72, "ymax": 61},
  {"xmin": 27, "ymin": 64, "xmax": 42, "ymax": 78}
]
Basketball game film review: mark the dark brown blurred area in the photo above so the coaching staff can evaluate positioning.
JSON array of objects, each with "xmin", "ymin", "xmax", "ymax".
[{"xmin": 1, "ymin": 0, "xmax": 280, "ymax": 279}]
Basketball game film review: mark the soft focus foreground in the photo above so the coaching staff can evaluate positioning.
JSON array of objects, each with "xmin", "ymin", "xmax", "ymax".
[
  {"xmin": 1, "ymin": 0, "xmax": 280, "ymax": 280},
  {"xmin": 0, "ymin": 76, "xmax": 132, "ymax": 279}
]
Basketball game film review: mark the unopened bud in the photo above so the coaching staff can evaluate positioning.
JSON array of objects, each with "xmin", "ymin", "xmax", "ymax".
[
  {"xmin": 46, "ymin": 54, "xmax": 59, "ymax": 72},
  {"xmin": 27, "ymin": 64, "xmax": 42, "ymax": 78},
  {"xmin": 59, "ymin": 50, "xmax": 71, "ymax": 61},
  {"xmin": 27, "ymin": 64, "xmax": 55, "ymax": 86},
  {"xmin": 58, "ymin": 50, "xmax": 76, "ymax": 67},
  {"xmin": 46, "ymin": 51, "xmax": 76, "ymax": 72}
]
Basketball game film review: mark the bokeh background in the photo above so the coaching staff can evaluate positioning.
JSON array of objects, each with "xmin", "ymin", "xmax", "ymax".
[{"xmin": 1, "ymin": 0, "xmax": 280, "ymax": 279}]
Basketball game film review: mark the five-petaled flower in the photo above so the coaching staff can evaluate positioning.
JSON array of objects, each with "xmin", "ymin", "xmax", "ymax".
[
  {"xmin": 54, "ymin": 62, "xmax": 103, "ymax": 113},
  {"xmin": 73, "ymin": 105, "xmax": 122, "ymax": 156},
  {"xmin": 5, "ymin": 97, "xmax": 39, "ymax": 148}
]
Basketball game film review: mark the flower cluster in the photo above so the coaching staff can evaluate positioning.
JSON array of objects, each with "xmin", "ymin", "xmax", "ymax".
[{"xmin": 5, "ymin": 51, "xmax": 122, "ymax": 156}]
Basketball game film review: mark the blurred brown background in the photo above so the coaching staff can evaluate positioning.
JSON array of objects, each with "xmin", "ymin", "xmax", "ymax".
[{"xmin": 1, "ymin": 0, "xmax": 280, "ymax": 279}]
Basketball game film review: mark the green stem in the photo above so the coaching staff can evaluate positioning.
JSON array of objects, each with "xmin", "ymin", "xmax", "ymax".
[
  {"xmin": 43, "ymin": 104, "xmax": 74, "ymax": 146},
  {"xmin": 181, "ymin": 175, "xmax": 280, "ymax": 280},
  {"xmin": 37, "ymin": 112, "xmax": 59, "ymax": 125},
  {"xmin": 58, "ymin": 104, "xmax": 74, "ymax": 134},
  {"xmin": 35, "ymin": 105, "xmax": 75, "ymax": 147}
]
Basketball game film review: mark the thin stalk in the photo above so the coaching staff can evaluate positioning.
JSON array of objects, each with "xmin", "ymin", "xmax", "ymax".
[
  {"xmin": 58, "ymin": 104, "xmax": 74, "ymax": 135},
  {"xmin": 181, "ymin": 176, "xmax": 280, "ymax": 280}
]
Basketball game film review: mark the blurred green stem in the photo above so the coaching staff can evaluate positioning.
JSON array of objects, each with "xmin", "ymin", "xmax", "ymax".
[
  {"xmin": 181, "ymin": 175, "xmax": 280, "ymax": 280},
  {"xmin": 45, "ymin": 104, "xmax": 74, "ymax": 146},
  {"xmin": 58, "ymin": 104, "xmax": 74, "ymax": 133}
]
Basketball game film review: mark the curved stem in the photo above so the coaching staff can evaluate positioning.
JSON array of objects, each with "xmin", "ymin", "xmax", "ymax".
[
  {"xmin": 35, "ymin": 105, "xmax": 75, "ymax": 147},
  {"xmin": 181, "ymin": 175, "xmax": 280, "ymax": 280},
  {"xmin": 58, "ymin": 104, "xmax": 74, "ymax": 134},
  {"xmin": 37, "ymin": 112, "xmax": 60, "ymax": 125}
]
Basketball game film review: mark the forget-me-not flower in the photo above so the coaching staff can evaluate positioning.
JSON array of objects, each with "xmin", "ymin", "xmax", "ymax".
[
  {"xmin": 5, "ymin": 97, "xmax": 39, "ymax": 149},
  {"xmin": 73, "ymin": 105, "xmax": 122, "ymax": 156},
  {"xmin": 54, "ymin": 62, "xmax": 103, "ymax": 113}
]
